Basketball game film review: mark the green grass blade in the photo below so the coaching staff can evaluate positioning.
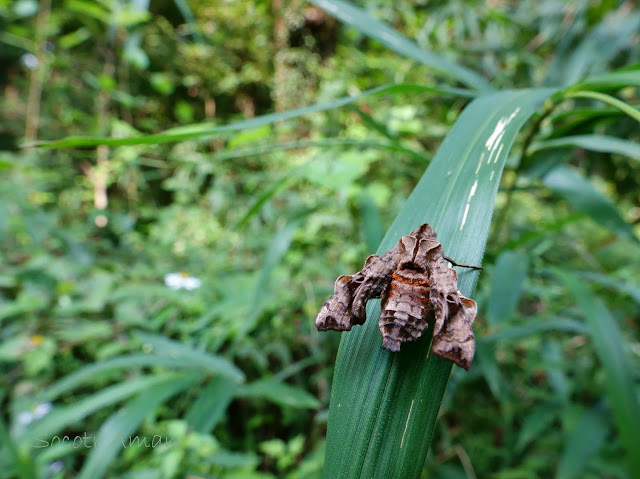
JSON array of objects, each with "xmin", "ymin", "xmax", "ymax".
[
  {"xmin": 213, "ymin": 138, "xmax": 428, "ymax": 165},
  {"xmin": 171, "ymin": 0, "xmax": 203, "ymax": 43},
  {"xmin": 555, "ymin": 11, "xmax": 640, "ymax": 86},
  {"xmin": 543, "ymin": 165, "xmax": 638, "ymax": 242},
  {"xmin": 515, "ymin": 403, "xmax": 558, "ymax": 453},
  {"xmin": 0, "ymin": 413, "xmax": 37, "ymax": 479},
  {"xmin": 77, "ymin": 372, "xmax": 201, "ymax": 479},
  {"xmin": 237, "ymin": 379, "xmax": 320, "ymax": 409},
  {"xmin": 571, "ymin": 69, "xmax": 640, "ymax": 91},
  {"xmin": 578, "ymin": 271, "xmax": 640, "ymax": 305},
  {"xmin": 531, "ymin": 134, "xmax": 640, "ymax": 163},
  {"xmin": 323, "ymin": 88, "xmax": 556, "ymax": 478},
  {"xmin": 37, "ymin": 352, "xmax": 243, "ymax": 403},
  {"xmin": 310, "ymin": 0, "xmax": 493, "ymax": 92},
  {"xmin": 241, "ymin": 223, "xmax": 297, "ymax": 335},
  {"xmin": 564, "ymin": 90, "xmax": 640, "ymax": 123},
  {"xmin": 30, "ymin": 84, "xmax": 473, "ymax": 149},
  {"xmin": 235, "ymin": 174, "xmax": 292, "ymax": 227},
  {"xmin": 136, "ymin": 332, "xmax": 245, "ymax": 382},
  {"xmin": 554, "ymin": 270, "xmax": 640, "ymax": 478},
  {"xmin": 185, "ymin": 376, "xmax": 238, "ymax": 433},
  {"xmin": 480, "ymin": 318, "xmax": 588, "ymax": 344},
  {"xmin": 22, "ymin": 374, "xmax": 192, "ymax": 447},
  {"xmin": 359, "ymin": 190, "xmax": 384, "ymax": 253},
  {"xmin": 487, "ymin": 251, "xmax": 528, "ymax": 326},
  {"xmin": 556, "ymin": 406, "xmax": 609, "ymax": 479}
]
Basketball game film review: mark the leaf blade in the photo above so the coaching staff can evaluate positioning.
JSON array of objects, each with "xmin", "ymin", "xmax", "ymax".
[
  {"xmin": 323, "ymin": 88, "xmax": 556, "ymax": 478},
  {"xmin": 310, "ymin": 0, "xmax": 493, "ymax": 92},
  {"xmin": 554, "ymin": 270, "xmax": 640, "ymax": 478},
  {"xmin": 531, "ymin": 134, "xmax": 640, "ymax": 163},
  {"xmin": 543, "ymin": 164, "xmax": 637, "ymax": 242},
  {"xmin": 31, "ymin": 84, "xmax": 473, "ymax": 149}
]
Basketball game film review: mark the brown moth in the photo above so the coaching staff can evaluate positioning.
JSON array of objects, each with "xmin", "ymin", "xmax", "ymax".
[{"xmin": 315, "ymin": 223, "xmax": 479, "ymax": 370}]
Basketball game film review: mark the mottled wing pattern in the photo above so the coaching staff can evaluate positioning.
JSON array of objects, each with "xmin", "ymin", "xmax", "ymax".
[
  {"xmin": 430, "ymin": 295, "xmax": 477, "ymax": 370},
  {"xmin": 314, "ymin": 243, "xmax": 400, "ymax": 332},
  {"xmin": 315, "ymin": 223, "xmax": 479, "ymax": 370}
]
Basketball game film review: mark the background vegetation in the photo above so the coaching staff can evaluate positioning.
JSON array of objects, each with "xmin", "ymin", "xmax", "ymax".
[{"xmin": 1, "ymin": 0, "xmax": 639, "ymax": 478}]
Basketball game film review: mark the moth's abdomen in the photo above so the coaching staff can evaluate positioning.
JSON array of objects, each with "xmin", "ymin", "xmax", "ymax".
[{"xmin": 379, "ymin": 268, "xmax": 431, "ymax": 352}]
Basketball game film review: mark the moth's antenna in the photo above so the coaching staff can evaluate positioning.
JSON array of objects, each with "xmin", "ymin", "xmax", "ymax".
[{"xmin": 444, "ymin": 256, "xmax": 483, "ymax": 270}]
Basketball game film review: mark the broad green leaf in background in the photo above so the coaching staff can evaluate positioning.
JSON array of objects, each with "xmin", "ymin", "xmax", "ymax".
[
  {"xmin": 309, "ymin": 0, "xmax": 493, "ymax": 92},
  {"xmin": 572, "ymin": 69, "xmax": 640, "ymax": 91},
  {"xmin": 36, "ymin": 352, "xmax": 242, "ymax": 403},
  {"xmin": 579, "ymin": 271, "xmax": 640, "ymax": 305},
  {"xmin": 554, "ymin": 270, "xmax": 640, "ymax": 478},
  {"xmin": 185, "ymin": 376, "xmax": 239, "ymax": 434},
  {"xmin": 487, "ymin": 250, "xmax": 529, "ymax": 326},
  {"xmin": 202, "ymin": 450, "xmax": 260, "ymax": 469},
  {"xmin": 21, "ymin": 374, "xmax": 197, "ymax": 448},
  {"xmin": 0, "ymin": 413, "xmax": 36, "ymax": 479},
  {"xmin": 564, "ymin": 90, "xmax": 640, "ymax": 123},
  {"xmin": 215, "ymin": 138, "xmax": 428, "ymax": 165},
  {"xmin": 556, "ymin": 407, "xmax": 610, "ymax": 479},
  {"xmin": 237, "ymin": 378, "xmax": 320, "ymax": 410},
  {"xmin": 239, "ymin": 223, "xmax": 297, "ymax": 336},
  {"xmin": 515, "ymin": 403, "xmax": 559, "ymax": 453},
  {"xmin": 474, "ymin": 344, "xmax": 505, "ymax": 402},
  {"xmin": 553, "ymin": 10, "xmax": 640, "ymax": 86},
  {"xmin": 542, "ymin": 340, "xmax": 572, "ymax": 404},
  {"xmin": 137, "ymin": 332, "xmax": 245, "ymax": 382},
  {"xmin": 171, "ymin": 0, "xmax": 204, "ymax": 44},
  {"xmin": 77, "ymin": 372, "xmax": 201, "ymax": 479},
  {"xmin": 480, "ymin": 318, "xmax": 588, "ymax": 344},
  {"xmin": 359, "ymin": 190, "xmax": 384, "ymax": 253},
  {"xmin": 31, "ymin": 84, "xmax": 473, "ymax": 148},
  {"xmin": 543, "ymin": 164, "xmax": 637, "ymax": 242},
  {"xmin": 323, "ymin": 88, "xmax": 556, "ymax": 478},
  {"xmin": 530, "ymin": 134, "xmax": 640, "ymax": 163}
]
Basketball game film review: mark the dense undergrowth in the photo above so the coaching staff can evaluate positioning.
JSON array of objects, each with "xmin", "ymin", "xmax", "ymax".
[{"xmin": 1, "ymin": 0, "xmax": 639, "ymax": 478}]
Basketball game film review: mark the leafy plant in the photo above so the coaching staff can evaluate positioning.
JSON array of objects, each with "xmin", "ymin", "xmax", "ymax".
[{"xmin": 2, "ymin": 0, "xmax": 639, "ymax": 478}]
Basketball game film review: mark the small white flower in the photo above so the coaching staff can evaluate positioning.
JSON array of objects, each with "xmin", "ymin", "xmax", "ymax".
[
  {"xmin": 58, "ymin": 295, "xmax": 71, "ymax": 307},
  {"xmin": 33, "ymin": 402, "xmax": 53, "ymax": 419},
  {"xmin": 48, "ymin": 461, "xmax": 64, "ymax": 474},
  {"xmin": 164, "ymin": 272, "xmax": 201, "ymax": 291},
  {"xmin": 21, "ymin": 53, "xmax": 39, "ymax": 69},
  {"xmin": 18, "ymin": 411, "xmax": 34, "ymax": 426},
  {"xmin": 18, "ymin": 402, "xmax": 53, "ymax": 426}
]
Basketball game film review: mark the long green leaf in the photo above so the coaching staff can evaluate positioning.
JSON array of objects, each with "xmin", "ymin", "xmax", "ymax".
[
  {"xmin": 487, "ymin": 250, "xmax": 528, "ymax": 326},
  {"xmin": 323, "ymin": 88, "xmax": 555, "ymax": 478},
  {"xmin": 530, "ymin": 134, "xmax": 640, "ymax": 163},
  {"xmin": 571, "ymin": 69, "xmax": 640, "ymax": 91},
  {"xmin": 38, "ymin": 352, "xmax": 243, "ymax": 403},
  {"xmin": 185, "ymin": 376, "xmax": 238, "ymax": 433},
  {"xmin": 136, "ymin": 332, "xmax": 245, "ymax": 382},
  {"xmin": 480, "ymin": 318, "xmax": 588, "ymax": 343},
  {"xmin": 77, "ymin": 372, "xmax": 201, "ymax": 479},
  {"xmin": 555, "ymin": 270, "xmax": 640, "ymax": 478},
  {"xmin": 22, "ymin": 374, "xmax": 191, "ymax": 448},
  {"xmin": 310, "ymin": 0, "xmax": 493, "ymax": 92},
  {"xmin": 30, "ymin": 84, "xmax": 472, "ymax": 149},
  {"xmin": 543, "ymin": 165, "xmax": 637, "ymax": 242},
  {"xmin": 237, "ymin": 378, "xmax": 320, "ymax": 409},
  {"xmin": 240, "ymin": 223, "xmax": 297, "ymax": 336},
  {"xmin": 579, "ymin": 271, "xmax": 640, "ymax": 305},
  {"xmin": 564, "ymin": 90, "xmax": 640, "ymax": 123},
  {"xmin": 556, "ymin": 407, "xmax": 609, "ymax": 479}
]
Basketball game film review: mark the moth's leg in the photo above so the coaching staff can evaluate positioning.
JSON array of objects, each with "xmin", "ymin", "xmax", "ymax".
[{"xmin": 443, "ymin": 256, "xmax": 483, "ymax": 270}]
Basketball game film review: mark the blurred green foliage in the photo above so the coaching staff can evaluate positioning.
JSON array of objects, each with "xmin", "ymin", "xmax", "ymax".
[{"xmin": 1, "ymin": 0, "xmax": 639, "ymax": 478}]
